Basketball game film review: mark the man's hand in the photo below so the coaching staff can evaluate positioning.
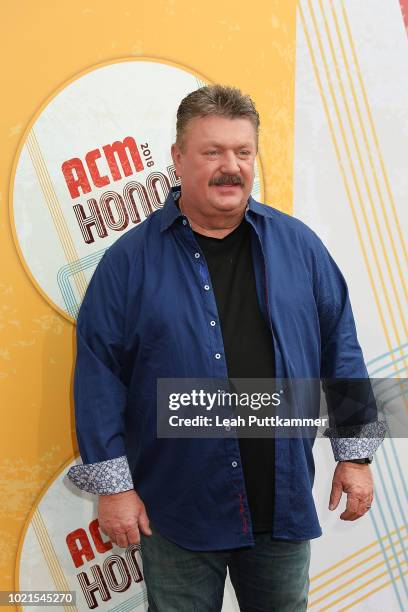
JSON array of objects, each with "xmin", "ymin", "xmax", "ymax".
[
  {"xmin": 98, "ymin": 489, "xmax": 152, "ymax": 548},
  {"xmin": 329, "ymin": 462, "xmax": 374, "ymax": 521}
]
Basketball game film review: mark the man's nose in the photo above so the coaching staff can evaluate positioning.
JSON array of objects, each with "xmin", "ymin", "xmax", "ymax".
[{"xmin": 219, "ymin": 151, "xmax": 240, "ymax": 174}]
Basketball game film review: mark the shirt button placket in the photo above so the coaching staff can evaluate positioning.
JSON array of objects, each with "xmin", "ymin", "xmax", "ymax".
[
  {"xmin": 199, "ymin": 261, "xmax": 224, "ymax": 376},
  {"xmin": 199, "ymin": 264, "xmax": 239, "ymax": 491}
]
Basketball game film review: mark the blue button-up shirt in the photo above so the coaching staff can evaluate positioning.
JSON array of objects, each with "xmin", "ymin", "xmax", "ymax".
[{"xmin": 67, "ymin": 187, "xmax": 384, "ymax": 551}]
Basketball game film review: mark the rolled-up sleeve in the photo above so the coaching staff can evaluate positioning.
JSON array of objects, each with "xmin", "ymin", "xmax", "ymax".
[
  {"xmin": 313, "ymin": 238, "xmax": 386, "ymax": 460},
  {"xmin": 67, "ymin": 252, "xmax": 134, "ymax": 495}
]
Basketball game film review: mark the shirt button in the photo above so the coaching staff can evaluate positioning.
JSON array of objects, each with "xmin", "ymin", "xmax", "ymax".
[
  {"xmin": 210, "ymin": 320, "xmax": 216, "ymax": 326},
  {"xmin": 182, "ymin": 219, "xmax": 187, "ymax": 226},
  {"xmin": 231, "ymin": 461, "xmax": 238, "ymax": 468},
  {"xmin": 194, "ymin": 252, "xmax": 200, "ymax": 259},
  {"xmin": 204, "ymin": 284, "xmax": 210, "ymax": 291},
  {"xmin": 214, "ymin": 353, "xmax": 221, "ymax": 359}
]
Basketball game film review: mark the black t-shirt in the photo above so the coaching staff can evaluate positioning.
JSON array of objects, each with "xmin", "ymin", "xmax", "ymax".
[{"xmin": 194, "ymin": 218, "xmax": 276, "ymax": 533}]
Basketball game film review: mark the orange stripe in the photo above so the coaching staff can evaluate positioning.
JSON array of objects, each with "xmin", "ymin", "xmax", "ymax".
[
  {"xmin": 317, "ymin": 0, "xmax": 408, "ymax": 341},
  {"xmin": 306, "ymin": 0, "xmax": 407, "ymax": 366},
  {"xmin": 329, "ymin": 0, "xmax": 408, "ymax": 309},
  {"xmin": 27, "ymin": 130, "xmax": 87, "ymax": 300},
  {"xmin": 310, "ymin": 532, "xmax": 408, "ymax": 593},
  {"xmin": 340, "ymin": 0, "xmax": 408, "ymax": 273}
]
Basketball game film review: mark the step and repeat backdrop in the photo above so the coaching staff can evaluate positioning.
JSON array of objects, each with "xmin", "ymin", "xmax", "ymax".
[{"xmin": 1, "ymin": 1, "xmax": 407, "ymax": 610}]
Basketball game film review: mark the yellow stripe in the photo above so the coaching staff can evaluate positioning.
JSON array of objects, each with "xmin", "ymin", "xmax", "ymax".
[
  {"xmin": 309, "ymin": 547, "xmax": 406, "ymax": 606},
  {"xmin": 26, "ymin": 132, "xmax": 87, "ymax": 300},
  {"xmin": 32, "ymin": 512, "xmax": 67, "ymax": 589},
  {"xmin": 26, "ymin": 130, "xmax": 88, "ymax": 300},
  {"xmin": 340, "ymin": 0, "xmax": 408, "ymax": 272},
  {"xmin": 299, "ymin": 0, "xmax": 408, "ymax": 432},
  {"xmin": 32, "ymin": 511, "xmax": 75, "ymax": 610},
  {"xmin": 32, "ymin": 509, "xmax": 77, "ymax": 611},
  {"xmin": 317, "ymin": 0, "xmax": 408, "ymax": 340},
  {"xmin": 310, "ymin": 525, "xmax": 407, "ymax": 582},
  {"xmin": 339, "ymin": 569, "xmax": 408, "ymax": 611},
  {"xmin": 26, "ymin": 133, "xmax": 75, "ymax": 265},
  {"xmin": 28, "ymin": 130, "xmax": 88, "ymax": 297},
  {"xmin": 298, "ymin": 4, "xmax": 395, "ymax": 366},
  {"xmin": 329, "ymin": 0, "xmax": 408, "ymax": 309},
  {"xmin": 299, "ymin": 1, "xmax": 408, "ymax": 605},
  {"xmin": 329, "ymin": 7, "xmax": 408, "ymax": 420},
  {"xmin": 305, "ymin": 0, "xmax": 407, "ymax": 367},
  {"xmin": 309, "ymin": 532, "xmax": 408, "ymax": 594},
  {"xmin": 316, "ymin": 561, "xmax": 407, "ymax": 611}
]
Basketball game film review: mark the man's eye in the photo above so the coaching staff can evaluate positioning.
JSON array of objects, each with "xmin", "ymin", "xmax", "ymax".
[
  {"xmin": 206, "ymin": 150, "xmax": 219, "ymax": 156},
  {"xmin": 239, "ymin": 150, "xmax": 251, "ymax": 156}
]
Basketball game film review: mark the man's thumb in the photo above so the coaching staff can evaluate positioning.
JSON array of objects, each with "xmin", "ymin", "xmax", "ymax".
[
  {"xmin": 329, "ymin": 481, "xmax": 342, "ymax": 511},
  {"xmin": 138, "ymin": 511, "xmax": 153, "ymax": 535}
]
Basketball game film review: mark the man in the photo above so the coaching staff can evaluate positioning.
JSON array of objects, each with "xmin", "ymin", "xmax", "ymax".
[{"xmin": 67, "ymin": 85, "xmax": 385, "ymax": 611}]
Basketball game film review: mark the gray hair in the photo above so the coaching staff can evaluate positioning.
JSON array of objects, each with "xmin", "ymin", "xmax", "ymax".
[{"xmin": 176, "ymin": 84, "xmax": 260, "ymax": 150}]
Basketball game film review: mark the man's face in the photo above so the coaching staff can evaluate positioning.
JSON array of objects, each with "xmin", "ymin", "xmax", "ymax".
[{"xmin": 171, "ymin": 115, "xmax": 257, "ymax": 216}]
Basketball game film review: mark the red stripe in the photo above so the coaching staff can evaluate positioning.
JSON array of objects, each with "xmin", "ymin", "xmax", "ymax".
[
  {"xmin": 238, "ymin": 492, "xmax": 248, "ymax": 534},
  {"xmin": 399, "ymin": 0, "xmax": 408, "ymax": 34}
]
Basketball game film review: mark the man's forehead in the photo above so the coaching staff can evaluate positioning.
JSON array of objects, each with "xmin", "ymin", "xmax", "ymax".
[
  {"xmin": 189, "ymin": 114, "xmax": 255, "ymax": 130},
  {"xmin": 183, "ymin": 115, "xmax": 257, "ymax": 145},
  {"xmin": 199, "ymin": 137, "xmax": 256, "ymax": 147}
]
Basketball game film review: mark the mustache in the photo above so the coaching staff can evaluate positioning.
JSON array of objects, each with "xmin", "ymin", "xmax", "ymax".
[{"xmin": 209, "ymin": 175, "xmax": 244, "ymax": 187}]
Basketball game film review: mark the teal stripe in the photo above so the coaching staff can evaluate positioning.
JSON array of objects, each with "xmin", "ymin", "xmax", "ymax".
[
  {"xmin": 380, "ymin": 387, "xmax": 408, "ymax": 407},
  {"xmin": 366, "ymin": 343, "xmax": 408, "ymax": 366},
  {"xmin": 370, "ymin": 352, "xmax": 408, "ymax": 375},
  {"xmin": 371, "ymin": 374, "xmax": 407, "ymax": 393},
  {"xmin": 390, "ymin": 437, "xmax": 408, "ymax": 504},
  {"xmin": 373, "ymin": 452, "xmax": 408, "ymax": 599},
  {"xmin": 57, "ymin": 248, "xmax": 107, "ymax": 318},
  {"xmin": 387, "ymin": 365, "xmax": 408, "ymax": 378},
  {"xmin": 373, "ymin": 379, "xmax": 408, "ymax": 406},
  {"xmin": 369, "ymin": 507, "xmax": 405, "ymax": 610},
  {"xmin": 108, "ymin": 590, "xmax": 147, "ymax": 612},
  {"xmin": 368, "ymin": 353, "xmax": 408, "ymax": 607},
  {"xmin": 57, "ymin": 265, "xmax": 78, "ymax": 317},
  {"xmin": 381, "ymin": 444, "xmax": 408, "ymax": 565}
]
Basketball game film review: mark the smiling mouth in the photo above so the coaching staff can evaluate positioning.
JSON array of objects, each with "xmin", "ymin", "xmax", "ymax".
[{"xmin": 211, "ymin": 183, "xmax": 243, "ymax": 190}]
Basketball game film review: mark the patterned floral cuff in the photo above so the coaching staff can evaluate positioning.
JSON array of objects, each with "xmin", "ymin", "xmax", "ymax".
[
  {"xmin": 324, "ymin": 421, "xmax": 388, "ymax": 461},
  {"xmin": 67, "ymin": 455, "xmax": 134, "ymax": 495}
]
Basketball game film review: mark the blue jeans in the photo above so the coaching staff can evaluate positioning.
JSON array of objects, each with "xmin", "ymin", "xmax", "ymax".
[{"xmin": 140, "ymin": 523, "xmax": 310, "ymax": 612}]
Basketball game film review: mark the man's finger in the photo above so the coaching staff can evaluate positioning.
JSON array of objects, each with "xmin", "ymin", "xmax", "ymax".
[
  {"xmin": 340, "ymin": 495, "xmax": 360, "ymax": 521},
  {"xmin": 103, "ymin": 529, "xmax": 116, "ymax": 545},
  {"xmin": 115, "ymin": 532, "xmax": 129, "ymax": 548},
  {"xmin": 329, "ymin": 482, "xmax": 343, "ymax": 510},
  {"xmin": 138, "ymin": 511, "xmax": 153, "ymax": 536},
  {"xmin": 357, "ymin": 498, "xmax": 371, "ymax": 518},
  {"xmin": 99, "ymin": 523, "xmax": 110, "ymax": 538},
  {"xmin": 127, "ymin": 526, "xmax": 141, "ymax": 545},
  {"xmin": 99, "ymin": 525, "xmax": 113, "ymax": 541}
]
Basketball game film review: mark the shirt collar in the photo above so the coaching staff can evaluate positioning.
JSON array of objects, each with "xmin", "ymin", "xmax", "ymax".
[
  {"xmin": 160, "ymin": 187, "xmax": 183, "ymax": 232},
  {"xmin": 160, "ymin": 186, "xmax": 267, "ymax": 233}
]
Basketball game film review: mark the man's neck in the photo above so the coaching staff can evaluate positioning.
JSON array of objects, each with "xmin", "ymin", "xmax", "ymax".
[{"xmin": 179, "ymin": 197, "xmax": 246, "ymax": 239}]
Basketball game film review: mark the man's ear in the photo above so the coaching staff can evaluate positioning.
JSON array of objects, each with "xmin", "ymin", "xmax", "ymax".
[{"xmin": 171, "ymin": 143, "xmax": 182, "ymax": 179}]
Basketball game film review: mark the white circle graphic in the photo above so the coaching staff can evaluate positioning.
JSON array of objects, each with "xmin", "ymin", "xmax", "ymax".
[
  {"xmin": 11, "ymin": 59, "xmax": 263, "ymax": 321},
  {"xmin": 18, "ymin": 459, "xmax": 148, "ymax": 611}
]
